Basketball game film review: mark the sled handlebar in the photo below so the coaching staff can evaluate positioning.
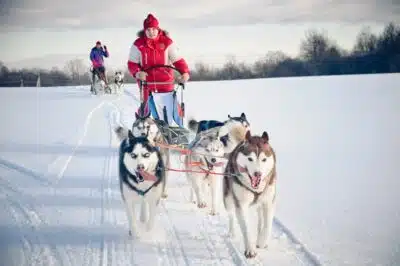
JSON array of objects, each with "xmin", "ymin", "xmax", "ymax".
[{"xmin": 138, "ymin": 64, "xmax": 186, "ymax": 90}]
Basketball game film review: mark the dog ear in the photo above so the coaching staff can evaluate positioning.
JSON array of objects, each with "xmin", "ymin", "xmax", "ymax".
[
  {"xmin": 227, "ymin": 114, "xmax": 231, "ymax": 119},
  {"xmin": 219, "ymin": 134, "xmax": 229, "ymax": 147},
  {"xmin": 261, "ymin": 131, "xmax": 269, "ymax": 142},
  {"xmin": 245, "ymin": 130, "xmax": 251, "ymax": 141},
  {"xmin": 128, "ymin": 130, "xmax": 135, "ymax": 143},
  {"xmin": 241, "ymin": 112, "xmax": 246, "ymax": 119}
]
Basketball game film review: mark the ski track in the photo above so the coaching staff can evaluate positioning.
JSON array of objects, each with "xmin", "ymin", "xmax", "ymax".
[
  {"xmin": 0, "ymin": 87, "xmax": 323, "ymax": 265},
  {"xmin": 0, "ymin": 176, "xmax": 68, "ymax": 266}
]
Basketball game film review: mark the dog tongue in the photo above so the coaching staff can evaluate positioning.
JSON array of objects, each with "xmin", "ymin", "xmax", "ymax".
[
  {"xmin": 139, "ymin": 170, "xmax": 157, "ymax": 181},
  {"xmin": 250, "ymin": 176, "xmax": 261, "ymax": 188}
]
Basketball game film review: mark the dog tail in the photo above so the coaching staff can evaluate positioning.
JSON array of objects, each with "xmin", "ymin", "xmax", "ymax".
[
  {"xmin": 187, "ymin": 117, "xmax": 199, "ymax": 133},
  {"xmin": 114, "ymin": 126, "xmax": 129, "ymax": 141}
]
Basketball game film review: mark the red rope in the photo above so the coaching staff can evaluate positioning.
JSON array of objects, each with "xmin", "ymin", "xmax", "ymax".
[
  {"xmin": 155, "ymin": 142, "xmax": 226, "ymax": 159},
  {"xmin": 165, "ymin": 167, "xmax": 226, "ymax": 176},
  {"xmin": 154, "ymin": 142, "xmax": 228, "ymax": 175}
]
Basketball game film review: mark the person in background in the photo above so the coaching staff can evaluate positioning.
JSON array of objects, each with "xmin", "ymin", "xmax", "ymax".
[
  {"xmin": 89, "ymin": 40, "xmax": 109, "ymax": 92},
  {"xmin": 127, "ymin": 13, "xmax": 190, "ymax": 126}
]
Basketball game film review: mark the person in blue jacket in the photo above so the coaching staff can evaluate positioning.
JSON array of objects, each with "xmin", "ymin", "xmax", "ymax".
[{"xmin": 89, "ymin": 41, "xmax": 109, "ymax": 92}]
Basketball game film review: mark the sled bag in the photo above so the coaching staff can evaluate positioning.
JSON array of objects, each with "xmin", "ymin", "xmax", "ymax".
[{"xmin": 147, "ymin": 91, "xmax": 184, "ymax": 127}]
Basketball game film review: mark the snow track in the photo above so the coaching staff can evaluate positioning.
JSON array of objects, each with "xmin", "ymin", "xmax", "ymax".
[{"xmin": 0, "ymin": 86, "xmax": 322, "ymax": 266}]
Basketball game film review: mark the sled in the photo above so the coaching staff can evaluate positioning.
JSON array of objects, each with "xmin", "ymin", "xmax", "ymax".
[
  {"xmin": 89, "ymin": 67, "xmax": 111, "ymax": 95},
  {"xmin": 137, "ymin": 64, "xmax": 194, "ymax": 149}
]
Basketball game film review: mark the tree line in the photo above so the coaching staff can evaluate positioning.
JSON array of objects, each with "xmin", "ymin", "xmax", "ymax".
[{"xmin": 0, "ymin": 22, "xmax": 399, "ymax": 87}]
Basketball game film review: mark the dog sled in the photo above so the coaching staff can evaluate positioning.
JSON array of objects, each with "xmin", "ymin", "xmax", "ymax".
[
  {"xmin": 137, "ymin": 64, "xmax": 194, "ymax": 149},
  {"xmin": 89, "ymin": 66, "xmax": 112, "ymax": 95}
]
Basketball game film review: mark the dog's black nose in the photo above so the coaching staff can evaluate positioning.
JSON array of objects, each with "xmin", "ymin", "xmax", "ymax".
[
  {"xmin": 211, "ymin": 158, "xmax": 217, "ymax": 163},
  {"xmin": 137, "ymin": 164, "xmax": 145, "ymax": 171},
  {"xmin": 254, "ymin": 171, "xmax": 262, "ymax": 178},
  {"xmin": 141, "ymin": 132, "xmax": 146, "ymax": 136}
]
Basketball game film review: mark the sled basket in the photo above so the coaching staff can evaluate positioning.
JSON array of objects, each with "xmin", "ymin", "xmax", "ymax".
[{"xmin": 153, "ymin": 119, "xmax": 192, "ymax": 149}]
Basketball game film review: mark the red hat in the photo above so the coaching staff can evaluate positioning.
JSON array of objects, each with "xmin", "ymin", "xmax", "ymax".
[{"xmin": 143, "ymin": 14, "xmax": 159, "ymax": 30}]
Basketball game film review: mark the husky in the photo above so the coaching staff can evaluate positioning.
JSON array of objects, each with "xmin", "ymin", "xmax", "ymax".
[
  {"xmin": 223, "ymin": 130, "xmax": 277, "ymax": 259},
  {"xmin": 118, "ymin": 131, "xmax": 166, "ymax": 237},
  {"xmin": 114, "ymin": 111, "xmax": 171, "ymax": 198},
  {"xmin": 188, "ymin": 112, "xmax": 250, "ymax": 135},
  {"xmin": 188, "ymin": 112, "xmax": 250, "ymax": 156},
  {"xmin": 108, "ymin": 71, "xmax": 124, "ymax": 94},
  {"xmin": 184, "ymin": 134, "xmax": 226, "ymax": 215}
]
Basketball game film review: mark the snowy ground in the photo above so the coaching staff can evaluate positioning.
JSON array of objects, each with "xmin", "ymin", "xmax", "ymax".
[{"xmin": 0, "ymin": 73, "xmax": 399, "ymax": 266}]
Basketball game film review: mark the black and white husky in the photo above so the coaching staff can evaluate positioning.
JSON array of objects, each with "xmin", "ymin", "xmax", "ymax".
[
  {"xmin": 118, "ymin": 130, "xmax": 166, "ymax": 237},
  {"xmin": 108, "ymin": 71, "xmax": 124, "ymax": 94},
  {"xmin": 223, "ymin": 130, "xmax": 277, "ymax": 259},
  {"xmin": 115, "ymin": 111, "xmax": 170, "ymax": 198}
]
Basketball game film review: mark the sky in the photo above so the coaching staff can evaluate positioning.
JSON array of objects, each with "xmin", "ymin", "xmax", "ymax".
[{"xmin": 0, "ymin": 0, "xmax": 399, "ymax": 71}]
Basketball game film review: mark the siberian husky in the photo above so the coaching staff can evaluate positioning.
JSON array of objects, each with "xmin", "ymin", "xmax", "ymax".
[
  {"xmin": 223, "ymin": 130, "xmax": 276, "ymax": 259},
  {"xmin": 184, "ymin": 134, "xmax": 226, "ymax": 215},
  {"xmin": 188, "ymin": 112, "xmax": 250, "ymax": 156},
  {"xmin": 114, "ymin": 111, "xmax": 171, "ymax": 198},
  {"xmin": 109, "ymin": 71, "xmax": 124, "ymax": 94},
  {"xmin": 118, "ymin": 131, "xmax": 166, "ymax": 237},
  {"xmin": 188, "ymin": 112, "xmax": 250, "ymax": 135}
]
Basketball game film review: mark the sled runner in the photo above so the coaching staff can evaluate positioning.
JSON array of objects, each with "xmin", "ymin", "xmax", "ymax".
[{"xmin": 136, "ymin": 64, "xmax": 193, "ymax": 149}]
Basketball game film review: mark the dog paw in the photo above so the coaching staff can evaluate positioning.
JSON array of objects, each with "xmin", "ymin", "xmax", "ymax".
[
  {"xmin": 256, "ymin": 236, "xmax": 268, "ymax": 249},
  {"xmin": 227, "ymin": 231, "xmax": 235, "ymax": 238},
  {"xmin": 209, "ymin": 209, "xmax": 218, "ymax": 216},
  {"xmin": 244, "ymin": 249, "xmax": 257, "ymax": 258},
  {"xmin": 256, "ymin": 243, "xmax": 268, "ymax": 249},
  {"xmin": 197, "ymin": 202, "xmax": 207, "ymax": 208}
]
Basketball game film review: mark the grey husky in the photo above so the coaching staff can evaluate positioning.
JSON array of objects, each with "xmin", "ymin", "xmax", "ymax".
[
  {"xmin": 187, "ymin": 112, "xmax": 251, "ymax": 157},
  {"xmin": 223, "ymin": 130, "xmax": 277, "ymax": 259},
  {"xmin": 184, "ymin": 133, "xmax": 226, "ymax": 215}
]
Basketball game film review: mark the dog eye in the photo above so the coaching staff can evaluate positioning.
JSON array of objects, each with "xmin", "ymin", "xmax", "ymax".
[
  {"xmin": 262, "ymin": 158, "xmax": 267, "ymax": 162},
  {"xmin": 130, "ymin": 153, "xmax": 137, "ymax": 158},
  {"xmin": 248, "ymin": 157, "xmax": 253, "ymax": 162},
  {"xmin": 143, "ymin": 153, "xmax": 150, "ymax": 158}
]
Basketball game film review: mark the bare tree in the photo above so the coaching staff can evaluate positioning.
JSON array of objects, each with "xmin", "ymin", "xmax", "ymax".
[
  {"xmin": 300, "ymin": 29, "xmax": 340, "ymax": 61},
  {"xmin": 353, "ymin": 26, "xmax": 378, "ymax": 55},
  {"xmin": 64, "ymin": 59, "xmax": 87, "ymax": 84}
]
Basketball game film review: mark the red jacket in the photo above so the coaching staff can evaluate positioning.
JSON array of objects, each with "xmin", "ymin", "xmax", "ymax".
[{"xmin": 127, "ymin": 30, "xmax": 189, "ymax": 102}]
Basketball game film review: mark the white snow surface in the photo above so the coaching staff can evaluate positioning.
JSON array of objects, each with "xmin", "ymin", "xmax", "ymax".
[{"xmin": 0, "ymin": 73, "xmax": 400, "ymax": 266}]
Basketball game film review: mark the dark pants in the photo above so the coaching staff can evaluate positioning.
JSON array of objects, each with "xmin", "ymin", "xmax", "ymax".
[{"xmin": 91, "ymin": 66, "xmax": 106, "ymax": 84}]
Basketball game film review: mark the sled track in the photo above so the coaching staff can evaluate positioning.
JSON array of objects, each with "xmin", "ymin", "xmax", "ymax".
[
  {"xmin": 176, "ymin": 179, "xmax": 256, "ymax": 266},
  {"xmin": 53, "ymin": 100, "xmax": 108, "ymax": 183},
  {"xmin": 98, "ymin": 106, "xmax": 113, "ymax": 266},
  {"xmin": 0, "ymin": 176, "xmax": 69, "ymax": 266}
]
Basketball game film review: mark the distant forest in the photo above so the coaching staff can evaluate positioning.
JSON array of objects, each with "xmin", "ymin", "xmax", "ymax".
[{"xmin": 1, "ymin": 22, "xmax": 399, "ymax": 87}]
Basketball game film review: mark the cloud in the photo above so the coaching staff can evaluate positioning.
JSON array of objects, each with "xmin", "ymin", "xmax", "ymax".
[{"xmin": 0, "ymin": 0, "xmax": 399, "ymax": 32}]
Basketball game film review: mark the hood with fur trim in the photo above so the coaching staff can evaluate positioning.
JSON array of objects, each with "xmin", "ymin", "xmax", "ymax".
[{"xmin": 136, "ymin": 29, "xmax": 170, "ymax": 38}]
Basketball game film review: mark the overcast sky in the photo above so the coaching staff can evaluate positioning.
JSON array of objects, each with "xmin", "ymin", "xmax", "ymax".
[{"xmin": 1, "ymin": 0, "xmax": 399, "ymax": 70}]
